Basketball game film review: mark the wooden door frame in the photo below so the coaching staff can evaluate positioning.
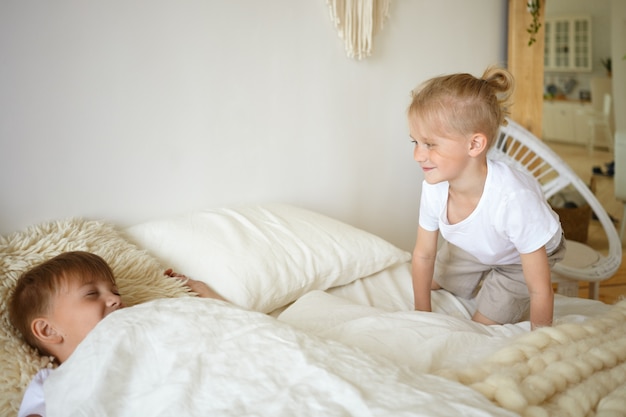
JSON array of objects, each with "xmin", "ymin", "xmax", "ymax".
[{"xmin": 507, "ymin": 0, "xmax": 546, "ymax": 138}]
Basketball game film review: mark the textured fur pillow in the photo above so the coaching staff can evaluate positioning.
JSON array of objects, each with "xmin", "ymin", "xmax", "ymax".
[{"xmin": 0, "ymin": 219, "xmax": 191, "ymax": 416}]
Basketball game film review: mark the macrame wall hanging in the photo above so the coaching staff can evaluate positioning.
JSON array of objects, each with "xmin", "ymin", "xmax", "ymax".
[{"xmin": 326, "ymin": 0, "xmax": 391, "ymax": 60}]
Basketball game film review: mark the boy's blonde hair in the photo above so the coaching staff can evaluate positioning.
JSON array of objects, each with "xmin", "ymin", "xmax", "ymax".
[
  {"xmin": 8, "ymin": 251, "xmax": 117, "ymax": 355},
  {"xmin": 408, "ymin": 66, "xmax": 514, "ymax": 147}
]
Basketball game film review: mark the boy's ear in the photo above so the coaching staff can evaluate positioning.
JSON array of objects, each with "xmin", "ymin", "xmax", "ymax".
[
  {"xmin": 31, "ymin": 318, "xmax": 63, "ymax": 345},
  {"xmin": 468, "ymin": 133, "xmax": 488, "ymax": 156}
]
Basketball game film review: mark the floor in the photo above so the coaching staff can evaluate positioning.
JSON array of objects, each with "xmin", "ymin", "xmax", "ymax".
[{"xmin": 546, "ymin": 141, "xmax": 626, "ymax": 305}]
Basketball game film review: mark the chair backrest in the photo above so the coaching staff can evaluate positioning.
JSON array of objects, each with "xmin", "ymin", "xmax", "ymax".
[
  {"xmin": 489, "ymin": 118, "xmax": 622, "ymax": 281},
  {"xmin": 603, "ymin": 93, "xmax": 612, "ymax": 118},
  {"xmin": 590, "ymin": 77, "xmax": 611, "ymax": 113}
]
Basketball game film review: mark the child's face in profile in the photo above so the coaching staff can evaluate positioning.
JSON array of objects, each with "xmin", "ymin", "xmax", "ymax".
[
  {"xmin": 46, "ymin": 276, "xmax": 123, "ymax": 356},
  {"xmin": 409, "ymin": 115, "xmax": 471, "ymax": 185}
]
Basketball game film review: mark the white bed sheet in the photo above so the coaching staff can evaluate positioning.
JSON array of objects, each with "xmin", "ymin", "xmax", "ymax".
[
  {"xmin": 44, "ymin": 297, "xmax": 517, "ymax": 417},
  {"xmin": 277, "ymin": 262, "xmax": 611, "ymax": 374},
  {"xmin": 325, "ymin": 261, "xmax": 610, "ymax": 320}
]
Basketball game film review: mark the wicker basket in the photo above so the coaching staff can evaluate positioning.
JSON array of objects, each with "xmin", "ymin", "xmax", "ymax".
[{"xmin": 552, "ymin": 204, "xmax": 592, "ymax": 243}]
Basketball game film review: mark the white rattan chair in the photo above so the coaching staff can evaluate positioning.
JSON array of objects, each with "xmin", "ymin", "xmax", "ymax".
[
  {"xmin": 488, "ymin": 118, "xmax": 622, "ymax": 299},
  {"xmin": 615, "ymin": 130, "xmax": 626, "ymax": 242}
]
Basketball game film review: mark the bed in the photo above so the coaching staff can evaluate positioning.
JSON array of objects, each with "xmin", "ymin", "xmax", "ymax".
[{"xmin": 1, "ymin": 203, "xmax": 625, "ymax": 417}]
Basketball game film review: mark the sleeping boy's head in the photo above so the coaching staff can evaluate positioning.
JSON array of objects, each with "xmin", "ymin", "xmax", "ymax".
[{"xmin": 8, "ymin": 251, "xmax": 123, "ymax": 363}]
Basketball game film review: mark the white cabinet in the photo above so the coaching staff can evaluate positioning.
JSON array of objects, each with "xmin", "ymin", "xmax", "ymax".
[
  {"xmin": 543, "ymin": 100, "xmax": 591, "ymax": 145},
  {"xmin": 544, "ymin": 16, "xmax": 592, "ymax": 72}
]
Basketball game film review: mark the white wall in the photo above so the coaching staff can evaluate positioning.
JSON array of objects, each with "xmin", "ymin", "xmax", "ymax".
[{"xmin": 0, "ymin": 0, "xmax": 506, "ymax": 251}]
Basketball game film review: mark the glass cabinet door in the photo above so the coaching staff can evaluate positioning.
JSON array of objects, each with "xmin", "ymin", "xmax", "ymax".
[
  {"xmin": 573, "ymin": 19, "xmax": 590, "ymax": 69},
  {"xmin": 544, "ymin": 16, "xmax": 592, "ymax": 72},
  {"xmin": 554, "ymin": 20, "xmax": 570, "ymax": 68}
]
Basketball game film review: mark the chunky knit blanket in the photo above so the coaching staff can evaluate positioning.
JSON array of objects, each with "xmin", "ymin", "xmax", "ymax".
[{"xmin": 437, "ymin": 300, "xmax": 626, "ymax": 417}]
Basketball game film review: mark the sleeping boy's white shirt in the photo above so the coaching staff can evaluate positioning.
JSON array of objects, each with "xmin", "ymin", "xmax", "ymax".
[
  {"xmin": 18, "ymin": 368, "xmax": 51, "ymax": 417},
  {"xmin": 418, "ymin": 158, "xmax": 561, "ymax": 265}
]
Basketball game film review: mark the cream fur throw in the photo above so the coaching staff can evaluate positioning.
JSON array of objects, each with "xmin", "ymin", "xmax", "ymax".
[
  {"xmin": 0, "ymin": 218, "xmax": 191, "ymax": 417},
  {"xmin": 437, "ymin": 300, "xmax": 626, "ymax": 417}
]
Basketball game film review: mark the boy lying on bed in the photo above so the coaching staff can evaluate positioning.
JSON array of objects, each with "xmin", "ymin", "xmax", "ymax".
[{"xmin": 8, "ymin": 251, "xmax": 226, "ymax": 417}]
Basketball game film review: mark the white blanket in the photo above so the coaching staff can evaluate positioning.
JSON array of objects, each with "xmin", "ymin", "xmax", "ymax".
[
  {"xmin": 278, "ymin": 290, "xmax": 527, "ymax": 373},
  {"xmin": 277, "ymin": 290, "xmax": 625, "ymax": 416},
  {"xmin": 44, "ymin": 298, "xmax": 516, "ymax": 417},
  {"xmin": 277, "ymin": 289, "xmax": 610, "ymax": 373}
]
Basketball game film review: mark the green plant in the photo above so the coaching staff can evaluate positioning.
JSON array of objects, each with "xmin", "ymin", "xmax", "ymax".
[
  {"xmin": 527, "ymin": 0, "xmax": 542, "ymax": 46},
  {"xmin": 601, "ymin": 57, "xmax": 612, "ymax": 73}
]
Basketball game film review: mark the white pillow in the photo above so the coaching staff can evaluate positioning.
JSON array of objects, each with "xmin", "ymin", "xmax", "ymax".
[{"xmin": 124, "ymin": 204, "xmax": 411, "ymax": 313}]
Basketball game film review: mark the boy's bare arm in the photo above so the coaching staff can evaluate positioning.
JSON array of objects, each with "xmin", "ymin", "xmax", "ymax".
[
  {"xmin": 412, "ymin": 226, "xmax": 439, "ymax": 312},
  {"xmin": 520, "ymin": 248, "xmax": 554, "ymax": 330},
  {"xmin": 164, "ymin": 269, "xmax": 227, "ymax": 301}
]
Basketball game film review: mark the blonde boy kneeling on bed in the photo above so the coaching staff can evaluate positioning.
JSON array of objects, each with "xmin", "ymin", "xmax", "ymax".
[
  {"xmin": 408, "ymin": 66, "xmax": 566, "ymax": 330},
  {"xmin": 8, "ymin": 250, "xmax": 225, "ymax": 417}
]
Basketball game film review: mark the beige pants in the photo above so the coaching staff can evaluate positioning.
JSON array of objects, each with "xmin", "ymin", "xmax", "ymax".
[{"xmin": 433, "ymin": 236, "xmax": 566, "ymax": 324}]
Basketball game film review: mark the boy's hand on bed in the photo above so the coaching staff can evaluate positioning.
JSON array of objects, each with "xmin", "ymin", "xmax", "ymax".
[
  {"xmin": 163, "ymin": 269, "xmax": 226, "ymax": 302},
  {"xmin": 163, "ymin": 268, "xmax": 187, "ymax": 279}
]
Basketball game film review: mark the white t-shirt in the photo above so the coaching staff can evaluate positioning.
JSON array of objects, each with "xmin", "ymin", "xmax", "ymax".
[
  {"xmin": 18, "ymin": 368, "xmax": 51, "ymax": 417},
  {"xmin": 418, "ymin": 158, "xmax": 562, "ymax": 265}
]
